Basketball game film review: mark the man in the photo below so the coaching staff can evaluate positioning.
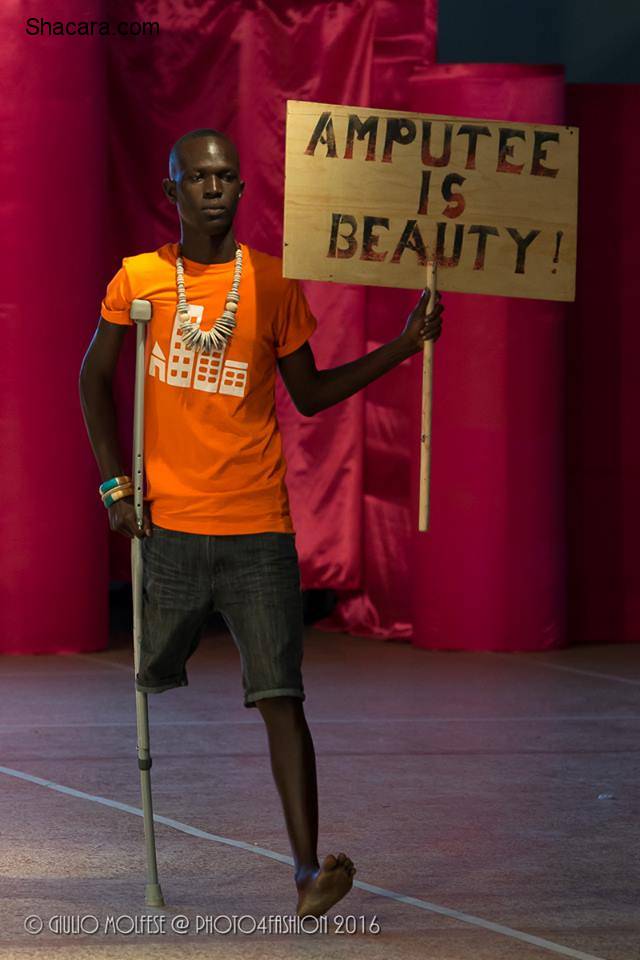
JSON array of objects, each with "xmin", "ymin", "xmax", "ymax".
[{"xmin": 79, "ymin": 128, "xmax": 443, "ymax": 918}]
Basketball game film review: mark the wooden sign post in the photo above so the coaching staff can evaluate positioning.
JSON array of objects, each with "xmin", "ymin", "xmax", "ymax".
[
  {"xmin": 420, "ymin": 258, "xmax": 437, "ymax": 531},
  {"xmin": 283, "ymin": 99, "xmax": 579, "ymax": 529}
]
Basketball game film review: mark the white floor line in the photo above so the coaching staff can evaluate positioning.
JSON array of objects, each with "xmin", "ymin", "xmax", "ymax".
[
  {"xmin": 0, "ymin": 672, "xmax": 119, "ymax": 678},
  {"xmin": 491, "ymin": 654, "xmax": 640, "ymax": 687},
  {"xmin": 0, "ymin": 764, "xmax": 609, "ymax": 960},
  {"xmin": 1, "ymin": 715, "xmax": 639, "ymax": 730},
  {"xmin": 71, "ymin": 653, "xmax": 132, "ymax": 672}
]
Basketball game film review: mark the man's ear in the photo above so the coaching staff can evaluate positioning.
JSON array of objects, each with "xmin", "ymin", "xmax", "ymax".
[
  {"xmin": 162, "ymin": 177, "xmax": 177, "ymax": 204},
  {"xmin": 238, "ymin": 179, "xmax": 245, "ymax": 199}
]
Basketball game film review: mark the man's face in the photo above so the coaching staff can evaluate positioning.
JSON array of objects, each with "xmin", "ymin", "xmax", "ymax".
[{"xmin": 164, "ymin": 136, "xmax": 244, "ymax": 236}]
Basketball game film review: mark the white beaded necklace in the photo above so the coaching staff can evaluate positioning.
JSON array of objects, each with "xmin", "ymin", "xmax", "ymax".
[{"xmin": 175, "ymin": 243, "xmax": 243, "ymax": 354}]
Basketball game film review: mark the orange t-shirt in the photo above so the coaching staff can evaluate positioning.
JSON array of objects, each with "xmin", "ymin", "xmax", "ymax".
[{"xmin": 101, "ymin": 242, "xmax": 317, "ymax": 534}]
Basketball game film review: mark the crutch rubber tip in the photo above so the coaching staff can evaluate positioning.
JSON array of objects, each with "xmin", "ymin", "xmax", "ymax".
[{"xmin": 145, "ymin": 883, "xmax": 165, "ymax": 907}]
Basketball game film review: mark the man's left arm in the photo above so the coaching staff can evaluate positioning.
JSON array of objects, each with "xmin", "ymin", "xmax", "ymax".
[{"xmin": 277, "ymin": 289, "xmax": 444, "ymax": 417}]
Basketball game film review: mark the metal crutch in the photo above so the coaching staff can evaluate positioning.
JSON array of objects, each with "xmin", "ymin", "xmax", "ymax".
[{"xmin": 130, "ymin": 298, "xmax": 165, "ymax": 907}]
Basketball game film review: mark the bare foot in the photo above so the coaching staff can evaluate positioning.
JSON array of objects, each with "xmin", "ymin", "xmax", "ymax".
[{"xmin": 296, "ymin": 853, "xmax": 356, "ymax": 917}]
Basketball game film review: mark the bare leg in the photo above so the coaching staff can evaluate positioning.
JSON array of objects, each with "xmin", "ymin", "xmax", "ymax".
[{"xmin": 255, "ymin": 696, "xmax": 356, "ymax": 916}]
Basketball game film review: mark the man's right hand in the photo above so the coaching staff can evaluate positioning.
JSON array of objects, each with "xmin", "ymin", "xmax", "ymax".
[{"xmin": 108, "ymin": 497, "xmax": 152, "ymax": 539}]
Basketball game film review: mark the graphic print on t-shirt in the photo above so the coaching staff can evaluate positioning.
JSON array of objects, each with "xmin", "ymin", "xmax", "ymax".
[
  {"xmin": 148, "ymin": 303, "xmax": 248, "ymax": 397},
  {"xmin": 100, "ymin": 243, "xmax": 318, "ymax": 533}
]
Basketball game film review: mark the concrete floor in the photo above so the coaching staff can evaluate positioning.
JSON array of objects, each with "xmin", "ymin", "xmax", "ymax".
[{"xmin": 0, "ymin": 623, "xmax": 638, "ymax": 960}]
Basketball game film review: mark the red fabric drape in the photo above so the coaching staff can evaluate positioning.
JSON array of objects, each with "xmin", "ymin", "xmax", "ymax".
[
  {"xmin": 104, "ymin": 0, "xmax": 438, "ymax": 601},
  {"xmin": 3, "ymin": 1, "xmax": 638, "ymax": 655},
  {"xmin": 316, "ymin": 65, "xmax": 568, "ymax": 649},
  {"xmin": 0, "ymin": 1, "xmax": 109, "ymax": 653}
]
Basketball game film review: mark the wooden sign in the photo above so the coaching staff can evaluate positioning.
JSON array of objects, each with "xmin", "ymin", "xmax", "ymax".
[{"xmin": 283, "ymin": 100, "xmax": 579, "ymax": 301}]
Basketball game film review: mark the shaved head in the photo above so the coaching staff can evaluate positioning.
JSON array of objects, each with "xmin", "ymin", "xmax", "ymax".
[
  {"xmin": 162, "ymin": 130, "xmax": 245, "ymax": 246},
  {"xmin": 168, "ymin": 128, "xmax": 239, "ymax": 180}
]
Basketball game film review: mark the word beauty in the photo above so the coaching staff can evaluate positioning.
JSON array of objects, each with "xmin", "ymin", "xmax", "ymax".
[{"xmin": 283, "ymin": 100, "xmax": 578, "ymax": 301}]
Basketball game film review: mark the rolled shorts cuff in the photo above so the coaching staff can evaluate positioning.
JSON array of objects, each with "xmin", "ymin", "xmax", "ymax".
[
  {"xmin": 244, "ymin": 688, "xmax": 306, "ymax": 709},
  {"xmin": 135, "ymin": 673, "xmax": 189, "ymax": 694}
]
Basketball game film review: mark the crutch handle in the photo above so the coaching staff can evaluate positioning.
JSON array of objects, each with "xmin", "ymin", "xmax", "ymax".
[{"xmin": 130, "ymin": 298, "xmax": 152, "ymax": 323}]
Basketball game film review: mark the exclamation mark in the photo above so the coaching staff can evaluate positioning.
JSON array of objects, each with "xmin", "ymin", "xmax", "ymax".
[{"xmin": 552, "ymin": 231, "xmax": 563, "ymax": 273}]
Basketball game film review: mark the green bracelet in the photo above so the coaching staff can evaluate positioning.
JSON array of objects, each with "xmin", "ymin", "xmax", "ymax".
[
  {"xmin": 99, "ymin": 475, "xmax": 131, "ymax": 496},
  {"xmin": 103, "ymin": 485, "xmax": 133, "ymax": 508}
]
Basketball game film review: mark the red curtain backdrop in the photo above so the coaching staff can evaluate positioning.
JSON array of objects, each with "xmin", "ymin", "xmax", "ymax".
[
  {"xmin": 318, "ymin": 65, "xmax": 569, "ymax": 650},
  {"xmin": 2, "ymin": 1, "xmax": 638, "ymax": 654},
  {"xmin": 0, "ymin": 0, "xmax": 109, "ymax": 654},
  {"xmin": 565, "ymin": 84, "xmax": 640, "ymax": 648}
]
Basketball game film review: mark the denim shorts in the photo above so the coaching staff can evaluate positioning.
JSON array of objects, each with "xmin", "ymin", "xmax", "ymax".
[{"xmin": 135, "ymin": 525, "xmax": 305, "ymax": 709}]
